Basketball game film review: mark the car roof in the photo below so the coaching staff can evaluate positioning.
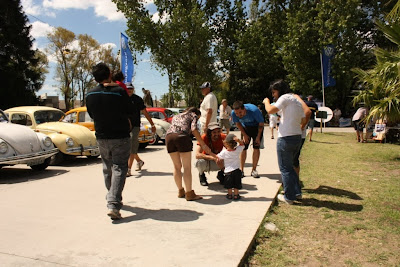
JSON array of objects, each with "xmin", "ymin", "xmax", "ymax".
[
  {"xmin": 5, "ymin": 106, "xmax": 64, "ymax": 113},
  {"xmin": 65, "ymin": 107, "xmax": 87, "ymax": 114}
]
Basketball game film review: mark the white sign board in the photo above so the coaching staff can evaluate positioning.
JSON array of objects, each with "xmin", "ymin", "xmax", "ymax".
[{"xmin": 315, "ymin": 106, "xmax": 333, "ymax": 122}]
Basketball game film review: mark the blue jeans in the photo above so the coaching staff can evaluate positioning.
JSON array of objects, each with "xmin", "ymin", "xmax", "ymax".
[
  {"xmin": 277, "ymin": 135, "xmax": 302, "ymax": 201},
  {"xmin": 97, "ymin": 138, "xmax": 131, "ymax": 210}
]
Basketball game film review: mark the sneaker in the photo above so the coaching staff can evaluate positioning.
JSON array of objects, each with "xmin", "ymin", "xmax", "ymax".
[
  {"xmin": 251, "ymin": 169, "xmax": 260, "ymax": 178},
  {"xmin": 277, "ymin": 194, "xmax": 294, "ymax": 205},
  {"xmin": 296, "ymin": 194, "xmax": 303, "ymax": 200},
  {"xmin": 135, "ymin": 160, "xmax": 144, "ymax": 171},
  {"xmin": 126, "ymin": 168, "xmax": 132, "ymax": 177},
  {"xmin": 107, "ymin": 209, "xmax": 122, "ymax": 220},
  {"xmin": 199, "ymin": 173, "xmax": 208, "ymax": 186},
  {"xmin": 217, "ymin": 171, "xmax": 225, "ymax": 185}
]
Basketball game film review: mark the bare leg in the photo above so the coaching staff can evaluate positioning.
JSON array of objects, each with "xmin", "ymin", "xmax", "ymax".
[
  {"xmin": 308, "ymin": 129, "xmax": 313, "ymax": 141},
  {"xmin": 252, "ymin": 149, "xmax": 260, "ymax": 171},
  {"xmin": 180, "ymin": 152, "xmax": 193, "ymax": 192},
  {"xmin": 240, "ymin": 149, "xmax": 247, "ymax": 172},
  {"xmin": 169, "ymin": 152, "xmax": 183, "ymax": 190}
]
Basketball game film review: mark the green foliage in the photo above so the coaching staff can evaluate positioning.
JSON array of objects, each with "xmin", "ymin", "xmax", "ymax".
[
  {"xmin": 0, "ymin": 0, "xmax": 46, "ymax": 109},
  {"xmin": 353, "ymin": 1, "xmax": 400, "ymax": 124},
  {"xmin": 46, "ymin": 28, "xmax": 118, "ymax": 110}
]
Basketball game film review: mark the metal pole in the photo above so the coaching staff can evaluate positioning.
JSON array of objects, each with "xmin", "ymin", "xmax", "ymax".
[{"xmin": 320, "ymin": 53, "xmax": 326, "ymax": 107}]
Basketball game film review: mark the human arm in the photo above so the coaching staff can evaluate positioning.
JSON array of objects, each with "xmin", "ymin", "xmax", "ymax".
[
  {"xmin": 142, "ymin": 108, "xmax": 156, "ymax": 133},
  {"xmin": 195, "ymin": 143, "xmax": 218, "ymax": 160},
  {"xmin": 192, "ymin": 129, "xmax": 216, "ymax": 157},
  {"xmin": 236, "ymin": 122, "xmax": 250, "ymax": 144},
  {"xmin": 263, "ymin": 97, "xmax": 279, "ymax": 114},
  {"xmin": 202, "ymin": 108, "xmax": 213, "ymax": 132},
  {"xmin": 293, "ymin": 94, "xmax": 312, "ymax": 130}
]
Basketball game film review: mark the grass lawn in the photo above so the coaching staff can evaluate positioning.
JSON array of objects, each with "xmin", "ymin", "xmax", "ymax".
[{"xmin": 246, "ymin": 132, "xmax": 400, "ymax": 267}]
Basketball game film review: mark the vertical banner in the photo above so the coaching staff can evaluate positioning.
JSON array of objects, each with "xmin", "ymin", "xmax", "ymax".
[
  {"xmin": 322, "ymin": 45, "xmax": 336, "ymax": 87},
  {"xmin": 120, "ymin": 33, "xmax": 134, "ymax": 83}
]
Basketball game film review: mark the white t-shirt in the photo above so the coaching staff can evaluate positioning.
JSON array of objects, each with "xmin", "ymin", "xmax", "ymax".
[
  {"xmin": 219, "ymin": 104, "xmax": 232, "ymax": 120},
  {"xmin": 217, "ymin": 145, "xmax": 244, "ymax": 173},
  {"xmin": 274, "ymin": 93, "xmax": 305, "ymax": 138},
  {"xmin": 200, "ymin": 92, "xmax": 218, "ymax": 124}
]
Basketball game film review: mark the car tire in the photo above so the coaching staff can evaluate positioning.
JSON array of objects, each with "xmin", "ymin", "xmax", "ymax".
[
  {"xmin": 149, "ymin": 134, "xmax": 160, "ymax": 145},
  {"xmin": 50, "ymin": 151, "xmax": 64, "ymax": 165},
  {"xmin": 139, "ymin": 142, "xmax": 148, "ymax": 149},
  {"xmin": 30, "ymin": 157, "xmax": 51, "ymax": 171}
]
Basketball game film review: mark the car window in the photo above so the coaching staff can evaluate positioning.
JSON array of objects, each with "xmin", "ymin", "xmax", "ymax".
[
  {"xmin": 62, "ymin": 114, "xmax": 72, "ymax": 123},
  {"xmin": 158, "ymin": 112, "xmax": 166, "ymax": 120},
  {"xmin": 10, "ymin": 113, "xmax": 32, "ymax": 126},
  {"xmin": 165, "ymin": 109, "xmax": 174, "ymax": 118},
  {"xmin": 0, "ymin": 110, "xmax": 8, "ymax": 123},
  {"xmin": 83, "ymin": 111, "xmax": 94, "ymax": 122},
  {"xmin": 34, "ymin": 110, "xmax": 64, "ymax": 124},
  {"xmin": 149, "ymin": 111, "xmax": 160, "ymax": 119}
]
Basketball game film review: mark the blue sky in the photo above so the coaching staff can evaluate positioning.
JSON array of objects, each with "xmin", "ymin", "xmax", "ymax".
[{"xmin": 21, "ymin": 0, "xmax": 169, "ymax": 101}]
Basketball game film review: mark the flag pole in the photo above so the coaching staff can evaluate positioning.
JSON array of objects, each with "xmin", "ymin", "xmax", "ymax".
[
  {"xmin": 119, "ymin": 32, "xmax": 122, "ymax": 70},
  {"xmin": 320, "ymin": 53, "xmax": 326, "ymax": 107}
]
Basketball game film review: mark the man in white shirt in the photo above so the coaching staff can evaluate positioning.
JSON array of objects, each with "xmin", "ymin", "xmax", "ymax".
[
  {"xmin": 219, "ymin": 99, "xmax": 232, "ymax": 135},
  {"xmin": 199, "ymin": 82, "xmax": 218, "ymax": 134}
]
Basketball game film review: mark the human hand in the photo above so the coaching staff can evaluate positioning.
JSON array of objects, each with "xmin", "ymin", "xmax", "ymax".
[
  {"xmin": 243, "ymin": 134, "xmax": 250, "ymax": 144},
  {"xmin": 263, "ymin": 97, "xmax": 270, "ymax": 105}
]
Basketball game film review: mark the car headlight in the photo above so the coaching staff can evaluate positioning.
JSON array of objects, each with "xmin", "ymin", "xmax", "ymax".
[
  {"xmin": 66, "ymin": 137, "xmax": 74, "ymax": 147},
  {"xmin": 0, "ymin": 140, "xmax": 8, "ymax": 154},
  {"xmin": 43, "ymin": 136, "xmax": 52, "ymax": 147}
]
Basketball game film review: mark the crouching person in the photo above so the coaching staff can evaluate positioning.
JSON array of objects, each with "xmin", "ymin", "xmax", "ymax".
[{"xmin": 195, "ymin": 122, "xmax": 226, "ymax": 186}]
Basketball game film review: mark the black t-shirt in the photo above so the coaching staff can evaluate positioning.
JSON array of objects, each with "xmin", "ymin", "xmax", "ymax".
[
  {"xmin": 305, "ymin": 100, "xmax": 319, "ymax": 119},
  {"xmin": 129, "ymin": 94, "xmax": 146, "ymax": 127}
]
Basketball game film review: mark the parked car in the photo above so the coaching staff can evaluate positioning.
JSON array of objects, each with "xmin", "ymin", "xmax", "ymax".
[
  {"xmin": 0, "ymin": 109, "xmax": 58, "ymax": 170},
  {"xmin": 141, "ymin": 116, "xmax": 171, "ymax": 144},
  {"xmin": 4, "ymin": 106, "xmax": 100, "ymax": 164},
  {"xmin": 168, "ymin": 108, "xmax": 185, "ymax": 114},
  {"xmin": 61, "ymin": 107, "xmax": 154, "ymax": 148},
  {"xmin": 146, "ymin": 107, "xmax": 175, "ymax": 123}
]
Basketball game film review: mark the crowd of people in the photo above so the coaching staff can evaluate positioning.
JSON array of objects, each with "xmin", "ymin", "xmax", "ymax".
[{"xmin": 86, "ymin": 62, "xmax": 337, "ymax": 220}]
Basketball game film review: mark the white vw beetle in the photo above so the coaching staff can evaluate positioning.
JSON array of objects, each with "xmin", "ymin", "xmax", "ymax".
[{"xmin": 0, "ymin": 110, "xmax": 58, "ymax": 170}]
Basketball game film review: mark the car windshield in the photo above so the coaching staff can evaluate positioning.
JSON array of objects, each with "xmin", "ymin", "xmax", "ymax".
[
  {"xmin": 34, "ymin": 110, "xmax": 65, "ymax": 124},
  {"xmin": 0, "ymin": 110, "xmax": 8, "ymax": 123}
]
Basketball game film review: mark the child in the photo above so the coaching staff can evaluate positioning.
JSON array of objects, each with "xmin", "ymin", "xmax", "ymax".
[{"xmin": 217, "ymin": 134, "xmax": 245, "ymax": 200}]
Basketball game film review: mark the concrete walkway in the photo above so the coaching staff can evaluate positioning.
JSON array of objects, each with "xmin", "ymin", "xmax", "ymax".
[{"xmin": 0, "ymin": 127, "xmax": 351, "ymax": 266}]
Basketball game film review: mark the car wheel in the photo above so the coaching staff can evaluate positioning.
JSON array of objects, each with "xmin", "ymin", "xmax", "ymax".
[
  {"xmin": 149, "ymin": 134, "xmax": 160, "ymax": 145},
  {"xmin": 139, "ymin": 142, "xmax": 148, "ymax": 149},
  {"xmin": 30, "ymin": 157, "xmax": 51, "ymax": 171},
  {"xmin": 50, "ymin": 151, "xmax": 64, "ymax": 165}
]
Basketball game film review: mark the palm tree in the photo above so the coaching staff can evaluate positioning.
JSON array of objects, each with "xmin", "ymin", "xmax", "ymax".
[{"xmin": 352, "ymin": 0, "xmax": 400, "ymax": 125}]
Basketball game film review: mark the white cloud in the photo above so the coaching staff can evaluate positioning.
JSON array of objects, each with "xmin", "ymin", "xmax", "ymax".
[
  {"xmin": 30, "ymin": 21, "xmax": 54, "ymax": 39},
  {"xmin": 21, "ymin": 0, "xmax": 41, "ymax": 16},
  {"xmin": 43, "ymin": 0, "xmax": 125, "ymax": 21},
  {"xmin": 151, "ymin": 12, "xmax": 170, "ymax": 24},
  {"xmin": 101, "ymin": 43, "xmax": 117, "ymax": 49}
]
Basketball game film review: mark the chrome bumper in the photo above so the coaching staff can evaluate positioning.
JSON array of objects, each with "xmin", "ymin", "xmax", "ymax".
[
  {"xmin": 0, "ymin": 148, "xmax": 59, "ymax": 166},
  {"xmin": 66, "ymin": 145, "xmax": 100, "ymax": 156}
]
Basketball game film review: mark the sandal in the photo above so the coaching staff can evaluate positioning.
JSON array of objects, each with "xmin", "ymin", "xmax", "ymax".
[
  {"xmin": 233, "ymin": 194, "xmax": 241, "ymax": 200},
  {"xmin": 226, "ymin": 194, "xmax": 233, "ymax": 200}
]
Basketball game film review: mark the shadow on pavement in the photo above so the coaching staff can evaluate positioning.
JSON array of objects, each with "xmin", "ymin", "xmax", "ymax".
[
  {"xmin": 116, "ymin": 205, "xmax": 203, "ymax": 224},
  {"xmin": 303, "ymin": 185, "xmax": 363, "ymax": 200},
  {"xmin": 197, "ymin": 192, "xmax": 272, "ymax": 206},
  {"xmin": 0, "ymin": 168, "xmax": 69, "ymax": 184},
  {"xmin": 53, "ymin": 156, "xmax": 102, "ymax": 167},
  {"xmin": 132, "ymin": 170, "xmax": 173, "ymax": 178}
]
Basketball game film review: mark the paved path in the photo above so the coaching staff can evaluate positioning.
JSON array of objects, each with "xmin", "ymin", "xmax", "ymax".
[{"xmin": 0, "ymin": 127, "xmax": 351, "ymax": 266}]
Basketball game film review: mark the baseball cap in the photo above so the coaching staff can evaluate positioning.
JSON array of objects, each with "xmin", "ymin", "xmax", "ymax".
[
  {"xmin": 221, "ymin": 99, "xmax": 227, "ymax": 103},
  {"xmin": 307, "ymin": 95, "xmax": 313, "ymax": 100},
  {"xmin": 208, "ymin": 122, "xmax": 221, "ymax": 131},
  {"xmin": 125, "ymin": 82, "xmax": 134, "ymax": 89},
  {"xmin": 200, "ymin": 82, "xmax": 211, "ymax": 89}
]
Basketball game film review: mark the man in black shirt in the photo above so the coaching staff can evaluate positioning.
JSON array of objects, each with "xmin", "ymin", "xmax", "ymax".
[
  {"xmin": 305, "ymin": 95, "xmax": 319, "ymax": 142},
  {"xmin": 86, "ymin": 63, "xmax": 134, "ymax": 220},
  {"xmin": 125, "ymin": 83, "xmax": 156, "ymax": 176}
]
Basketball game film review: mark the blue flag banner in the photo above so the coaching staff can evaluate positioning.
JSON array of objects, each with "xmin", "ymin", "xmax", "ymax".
[
  {"xmin": 322, "ymin": 45, "xmax": 336, "ymax": 87},
  {"xmin": 120, "ymin": 33, "xmax": 134, "ymax": 83}
]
